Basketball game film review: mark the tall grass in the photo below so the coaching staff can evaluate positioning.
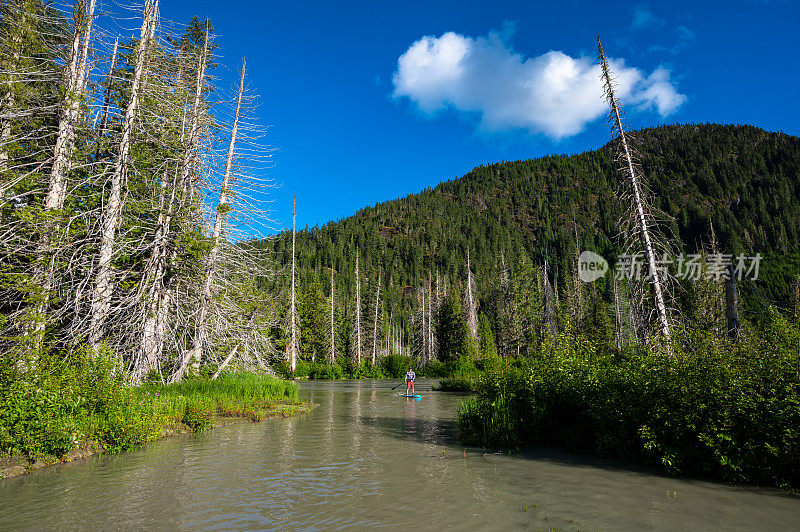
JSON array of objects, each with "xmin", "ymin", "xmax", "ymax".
[{"xmin": 140, "ymin": 373, "xmax": 302, "ymax": 429}]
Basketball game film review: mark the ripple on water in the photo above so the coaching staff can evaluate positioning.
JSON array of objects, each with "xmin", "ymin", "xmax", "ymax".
[{"xmin": 1, "ymin": 379, "xmax": 798, "ymax": 530}]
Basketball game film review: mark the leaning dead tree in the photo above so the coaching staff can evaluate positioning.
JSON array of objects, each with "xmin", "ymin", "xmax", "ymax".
[
  {"xmin": 25, "ymin": 0, "xmax": 96, "ymax": 348},
  {"xmin": 598, "ymin": 37, "xmax": 672, "ymax": 344},
  {"xmin": 173, "ymin": 57, "xmax": 246, "ymax": 381}
]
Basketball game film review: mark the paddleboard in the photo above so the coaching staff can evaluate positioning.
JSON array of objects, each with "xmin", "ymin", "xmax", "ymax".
[{"xmin": 398, "ymin": 393, "xmax": 422, "ymax": 398}]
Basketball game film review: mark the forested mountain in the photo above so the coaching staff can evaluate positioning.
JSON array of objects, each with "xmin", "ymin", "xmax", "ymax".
[{"xmin": 268, "ymin": 124, "xmax": 800, "ymax": 330}]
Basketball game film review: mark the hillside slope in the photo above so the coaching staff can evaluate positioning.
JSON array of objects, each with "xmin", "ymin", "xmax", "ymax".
[{"xmin": 267, "ymin": 123, "xmax": 800, "ymax": 311}]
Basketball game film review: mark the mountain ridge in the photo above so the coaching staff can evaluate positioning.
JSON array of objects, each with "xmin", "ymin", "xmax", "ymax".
[{"xmin": 266, "ymin": 122, "xmax": 800, "ymax": 309}]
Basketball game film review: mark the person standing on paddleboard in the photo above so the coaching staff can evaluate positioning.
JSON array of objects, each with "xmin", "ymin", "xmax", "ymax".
[{"xmin": 405, "ymin": 367, "xmax": 416, "ymax": 395}]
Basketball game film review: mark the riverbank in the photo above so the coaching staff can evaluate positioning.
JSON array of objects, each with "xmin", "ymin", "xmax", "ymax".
[
  {"xmin": 4, "ymin": 378, "xmax": 797, "ymax": 530},
  {"xmin": 458, "ymin": 312, "xmax": 800, "ymax": 490},
  {"xmin": 0, "ymin": 401, "xmax": 310, "ymax": 480},
  {"xmin": 1, "ymin": 354, "xmax": 310, "ymax": 480}
]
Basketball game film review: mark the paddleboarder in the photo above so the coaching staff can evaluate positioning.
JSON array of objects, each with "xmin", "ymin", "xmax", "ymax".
[{"xmin": 404, "ymin": 367, "xmax": 416, "ymax": 395}]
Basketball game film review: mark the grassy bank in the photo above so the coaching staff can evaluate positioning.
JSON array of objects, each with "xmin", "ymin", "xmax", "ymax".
[
  {"xmin": 1, "ymin": 351, "xmax": 307, "ymax": 478},
  {"xmin": 458, "ymin": 309, "xmax": 800, "ymax": 490}
]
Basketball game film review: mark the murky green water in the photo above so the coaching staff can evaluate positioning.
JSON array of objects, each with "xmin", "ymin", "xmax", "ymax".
[{"xmin": 1, "ymin": 379, "xmax": 797, "ymax": 530}]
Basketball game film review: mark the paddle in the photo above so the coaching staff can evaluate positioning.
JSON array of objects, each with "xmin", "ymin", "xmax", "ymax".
[{"xmin": 390, "ymin": 381, "xmax": 405, "ymax": 390}]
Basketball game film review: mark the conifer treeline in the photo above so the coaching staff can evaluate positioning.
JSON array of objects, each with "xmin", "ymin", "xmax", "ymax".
[
  {"xmin": 267, "ymin": 123, "xmax": 800, "ymax": 365},
  {"xmin": 1, "ymin": 0, "xmax": 277, "ymax": 382}
]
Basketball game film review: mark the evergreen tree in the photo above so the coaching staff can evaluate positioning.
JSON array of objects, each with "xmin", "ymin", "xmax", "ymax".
[
  {"xmin": 299, "ymin": 274, "xmax": 326, "ymax": 362},
  {"xmin": 436, "ymin": 290, "xmax": 470, "ymax": 361},
  {"xmin": 477, "ymin": 312, "xmax": 498, "ymax": 359}
]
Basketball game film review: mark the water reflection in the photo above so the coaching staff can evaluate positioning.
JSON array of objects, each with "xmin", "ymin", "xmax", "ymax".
[{"xmin": 0, "ymin": 379, "xmax": 797, "ymax": 530}]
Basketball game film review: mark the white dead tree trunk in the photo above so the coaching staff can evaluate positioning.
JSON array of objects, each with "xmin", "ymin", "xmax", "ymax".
[
  {"xmin": 330, "ymin": 267, "xmax": 336, "ymax": 363},
  {"xmin": 24, "ymin": 0, "xmax": 96, "ymax": 346},
  {"xmin": 174, "ymin": 54, "xmax": 239, "ymax": 382},
  {"xmin": 612, "ymin": 276, "xmax": 623, "ymax": 350},
  {"xmin": 428, "ymin": 280, "xmax": 435, "ymax": 360},
  {"xmin": 354, "ymin": 250, "xmax": 361, "ymax": 364},
  {"xmin": 598, "ymin": 37, "xmax": 671, "ymax": 344},
  {"xmin": 543, "ymin": 259, "xmax": 557, "ymax": 344},
  {"xmin": 372, "ymin": 271, "xmax": 381, "ymax": 364},
  {"xmin": 465, "ymin": 248, "xmax": 478, "ymax": 341},
  {"xmin": 420, "ymin": 285, "xmax": 426, "ymax": 363},
  {"xmin": 572, "ymin": 219, "xmax": 583, "ymax": 331},
  {"xmin": 88, "ymin": 0, "xmax": 158, "ymax": 349},
  {"xmin": 286, "ymin": 196, "xmax": 299, "ymax": 372},
  {"xmin": 46, "ymin": 0, "xmax": 95, "ymax": 211}
]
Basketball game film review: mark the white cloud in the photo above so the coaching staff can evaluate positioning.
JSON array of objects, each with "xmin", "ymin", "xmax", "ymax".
[{"xmin": 392, "ymin": 30, "xmax": 686, "ymax": 140}]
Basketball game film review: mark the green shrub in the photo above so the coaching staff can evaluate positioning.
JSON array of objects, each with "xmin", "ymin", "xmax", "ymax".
[
  {"xmin": 273, "ymin": 360, "xmax": 312, "ymax": 379},
  {"xmin": 308, "ymin": 362, "xmax": 344, "ymax": 379},
  {"xmin": 434, "ymin": 357, "xmax": 483, "ymax": 392},
  {"xmin": 182, "ymin": 396, "xmax": 214, "ymax": 432},
  {"xmin": 98, "ymin": 394, "xmax": 164, "ymax": 452},
  {"xmin": 459, "ymin": 315, "xmax": 800, "ymax": 488},
  {"xmin": 380, "ymin": 354, "xmax": 414, "ymax": 378},
  {"xmin": 420, "ymin": 360, "xmax": 447, "ymax": 378}
]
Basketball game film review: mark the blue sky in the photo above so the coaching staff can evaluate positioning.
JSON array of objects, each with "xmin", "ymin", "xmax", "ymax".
[{"xmin": 161, "ymin": 0, "xmax": 799, "ymax": 234}]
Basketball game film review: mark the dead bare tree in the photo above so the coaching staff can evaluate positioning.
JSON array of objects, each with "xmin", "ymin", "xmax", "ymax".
[
  {"xmin": 354, "ymin": 250, "xmax": 362, "ymax": 364},
  {"xmin": 88, "ymin": 0, "xmax": 158, "ymax": 350},
  {"xmin": 329, "ymin": 267, "xmax": 336, "ymax": 363},
  {"xmin": 286, "ymin": 196, "xmax": 299, "ymax": 372},
  {"xmin": 598, "ymin": 37, "xmax": 672, "ymax": 345},
  {"xmin": 464, "ymin": 248, "xmax": 478, "ymax": 341},
  {"xmin": 371, "ymin": 270, "xmax": 381, "ymax": 364}
]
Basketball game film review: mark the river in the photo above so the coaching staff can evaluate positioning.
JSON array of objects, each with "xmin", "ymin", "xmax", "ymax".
[{"xmin": 1, "ymin": 379, "xmax": 797, "ymax": 530}]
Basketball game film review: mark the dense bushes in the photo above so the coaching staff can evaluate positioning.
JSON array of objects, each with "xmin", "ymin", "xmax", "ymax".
[
  {"xmin": 0, "ymin": 348, "xmax": 165, "ymax": 457},
  {"xmin": 459, "ymin": 310, "xmax": 800, "ymax": 488},
  {"xmin": 0, "ymin": 350, "xmax": 302, "ymax": 461},
  {"xmin": 274, "ymin": 353, "xmax": 418, "ymax": 380}
]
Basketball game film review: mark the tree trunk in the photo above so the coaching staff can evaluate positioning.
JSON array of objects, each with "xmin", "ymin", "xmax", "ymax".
[
  {"xmin": 465, "ymin": 248, "xmax": 478, "ymax": 340},
  {"xmin": 725, "ymin": 263, "xmax": 740, "ymax": 339},
  {"xmin": 613, "ymin": 277, "xmax": 623, "ymax": 350},
  {"xmin": 29, "ymin": 0, "xmax": 97, "ymax": 345},
  {"xmin": 88, "ymin": 0, "xmax": 157, "ymax": 349},
  {"xmin": 598, "ymin": 37, "xmax": 671, "ymax": 345},
  {"xmin": 372, "ymin": 271, "xmax": 381, "ymax": 364},
  {"xmin": 174, "ymin": 57, "xmax": 240, "ymax": 382},
  {"xmin": 355, "ymin": 251, "xmax": 361, "ymax": 364},
  {"xmin": 47, "ymin": 0, "xmax": 95, "ymax": 211},
  {"xmin": 286, "ymin": 196, "xmax": 299, "ymax": 371},
  {"xmin": 330, "ymin": 268, "xmax": 336, "ymax": 363}
]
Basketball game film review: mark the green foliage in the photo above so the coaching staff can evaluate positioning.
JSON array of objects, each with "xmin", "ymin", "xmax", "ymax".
[
  {"xmin": 0, "ymin": 348, "xmax": 301, "ymax": 461},
  {"xmin": 437, "ymin": 291, "xmax": 471, "ymax": 361},
  {"xmin": 459, "ymin": 313, "xmax": 800, "ymax": 488},
  {"xmin": 435, "ymin": 357, "xmax": 482, "ymax": 392},
  {"xmin": 380, "ymin": 354, "xmax": 414, "ymax": 378},
  {"xmin": 182, "ymin": 397, "xmax": 214, "ymax": 432},
  {"xmin": 477, "ymin": 312, "xmax": 498, "ymax": 359},
  {"xmin": 298, "ymin": 274, "xmax": 327, "ymax": 362},
  {"xmin": 308, "ymin": 363, "xmax": 344, "ymax": 380},
  {"xmin": 0, "ymin": 347, "xmax": 163, "ymax": 457},
  {"xmin": 273, "ymin": 354, "xmax": 419, "ymax": 380}
]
